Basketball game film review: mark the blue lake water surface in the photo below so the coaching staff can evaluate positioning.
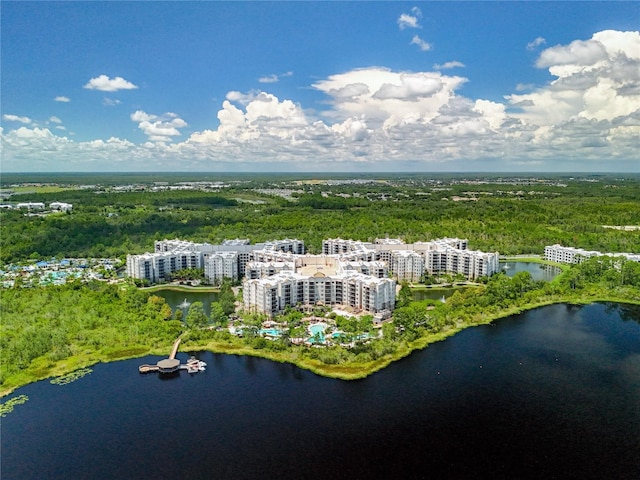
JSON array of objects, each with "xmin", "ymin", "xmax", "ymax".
[{"xmin": 2, "ymin": 303, "xmax": 639, "ymax": 479}]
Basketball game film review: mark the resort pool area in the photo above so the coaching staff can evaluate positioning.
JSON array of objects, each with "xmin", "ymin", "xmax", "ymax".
[
  {"xmin": 308, "ymin": 323, "xmax": 328, "ymax": 343},
  {"xmin": 259, "ymin": 328, "xmax": 282, "ymax": 337}
]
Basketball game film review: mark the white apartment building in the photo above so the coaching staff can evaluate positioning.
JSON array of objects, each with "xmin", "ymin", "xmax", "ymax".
[
  {"xmin": 245, "ymin": 261, "xmax": 295, "ymax": 279},
  {"xmin": 341, "ymin": 260, "xmax": 387, "ymax": 278},
  {"xmin": 544, "ymin": 244, "xmax": 640, "ymax": 264},
  {"xmin": 322, "ymin": 237, "xmax": 494, "ymax": 280},
  {"xmin": 243, "ymin": 268, "xmax": 396, "ymax": 318},
  {"xmin": 390, "ymin": 250, "xmax": 425, "ymax": 282},
  {"xmin": 128, "ymin": 236, "xmax": 498, "ymax": 296},
  {"xmin": 323, "ymin": 238, "xmax": 372, "ymax": 255},
  {"xmin": 128, "ymin": 238, "xmax": 305, "ymax": 284},
  {"xmin": 126, "ymin": 249, "xmax": 203, "ymax": 283},
  {"xmin": 263, "ymin": 239, "xmax": 305, "ymax": 254},
  {"xmin": 204, "ymin": 251, "xmax": 239, "ymax": 284}
]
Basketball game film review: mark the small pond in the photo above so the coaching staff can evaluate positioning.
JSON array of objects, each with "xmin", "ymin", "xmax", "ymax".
[
  {"xmin": 152, "ymin": 288, "xmax": 220, "ymax": 317},
  {"xmin": 500, "ymin": 261, "xmax": 562, "ymax": 281}
]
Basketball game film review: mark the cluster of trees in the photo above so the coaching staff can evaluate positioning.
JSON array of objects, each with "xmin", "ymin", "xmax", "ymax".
[
  {"xmin": 2, "ymin": 176, "xmax": 639, "ymax": 264},
  {"xmin": 0, "ymin": 281, "xmax": 182, "ymax": 390}
]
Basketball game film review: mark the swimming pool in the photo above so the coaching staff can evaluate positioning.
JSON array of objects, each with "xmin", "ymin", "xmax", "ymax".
[
  {"xmin": 308, "ymin": 323, "xmax": 328, "ymax": 343},
  {"xmin": 259, "ymin": 328, "xmax": 282, "ymax": 337}
]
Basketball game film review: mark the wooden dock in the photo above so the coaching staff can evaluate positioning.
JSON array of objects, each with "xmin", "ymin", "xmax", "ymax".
[
  {"xmin": 138, "ymin": 336, "xmax": 205, "ymax": 374},
  {"xmin": 169, "ymin": 337, "xmax": 181, "ymax": 360}
]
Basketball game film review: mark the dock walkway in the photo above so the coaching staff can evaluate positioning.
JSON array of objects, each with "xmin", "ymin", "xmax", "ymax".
[{"xmin": 138, "ymin": 336, "xmax": 206, "ymax": 375}]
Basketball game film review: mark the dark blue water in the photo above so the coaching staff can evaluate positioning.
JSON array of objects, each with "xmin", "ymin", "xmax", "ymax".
[{"xmin": 2, "ymin": 303, "xmax": 639, "ymax": 479}]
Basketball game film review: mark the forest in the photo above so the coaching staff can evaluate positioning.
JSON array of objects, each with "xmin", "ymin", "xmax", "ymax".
[{"xmin": 1, "ymin": 173, "xmax": 639, "ymax": 264}]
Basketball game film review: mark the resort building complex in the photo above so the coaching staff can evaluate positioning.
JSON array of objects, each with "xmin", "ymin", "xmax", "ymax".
[
  {"xmin": 127, "ymin": 236, "xmax": 499, "ymax": 317},
  {"xmin": 544, "ymin": 244, "xmax": 640, "ymax": 264},
  {"xmin": 243, "ymin": 255, "xmax": 396, "ymax": 319}
]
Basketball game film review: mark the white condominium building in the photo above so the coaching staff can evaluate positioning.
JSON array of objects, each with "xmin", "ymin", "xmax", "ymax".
[
  {"xmin": 341, "ymin": 260, "xmax": 387, "ymax": 278},
  {"xmin": 126, "ymin": 249, "xmax": 202, "ymax": 283},
  {"xmin": 243, "ymin": 266, "xmax": 395, "ymax": 318},
  {"xmin": 322, "ymin": 237, "xmax": 494, "ymax": 280},
  {"xmin": 545, "ymin": 244, "xmax": 640, "ymax": 264},
  {"xmin": 204, "ymin": 251, "xmax": 239, "ymax": 284},
  {"xmin": 263, "ymin": 239, "xmax": 305, "ymax": 254},
  {"xmin": 427, "ymin": 248, "xmax": 499, "ymax": 278},
  {"xmin": 323, "ymin": 238, "xmax": 372, "ymax": 255},
  {"xmin": 128, "ymin": 238, "xmax": 305, "ymax": 284},
  {"xmin": 390, "ymin": 251, "xmax": 425, "ymax": 282},
  {"xmin": 128, "ymin": 236, "xmax": 498, "ymax": 291},
  {"xmin": 245, "ymin": 261, "xmax": 295, "ymax": 279}
]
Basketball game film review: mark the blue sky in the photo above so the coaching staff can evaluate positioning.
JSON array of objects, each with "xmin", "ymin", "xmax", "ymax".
[{"xmin": 2, "ymin": 1, "xmax": 639, "ymax": 172}]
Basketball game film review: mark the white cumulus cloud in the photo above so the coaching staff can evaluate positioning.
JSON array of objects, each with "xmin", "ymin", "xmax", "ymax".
[
  {"xmin": 411, "ymin": 35, "xmax": 432, "ymax": 52},
  {"xmin": 130, "ymin": 110, "xmax": 187, "ymax": 142},
  {"xmin": 54, "ymin": 96, "xmax": 71, "ymax": 103},
  {"xmin": 84, "ymin": 75, "xmax": 138, "ymax": 92},
  {"xmin": 508, "ymin": 30, "xmax": 640, "ymax": 124},
  {"xmin": 3, "ymin": 114, "xmax": 32, "ymax": 124},
  {"xmin": 398, "ymin": 7, "xmax": 422, "ymax": 30}
]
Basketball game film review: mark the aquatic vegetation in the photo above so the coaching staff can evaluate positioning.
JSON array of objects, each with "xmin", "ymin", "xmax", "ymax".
[
  {"xmin": 50, "ymin": 367, "xmax": 93, "ymax": 386},
  {"xmin": 0, "ymin": 394, "xmax": 28, "ymax": 417}
]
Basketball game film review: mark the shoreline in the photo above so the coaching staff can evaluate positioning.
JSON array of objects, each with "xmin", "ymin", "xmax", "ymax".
[
  {"xmin": 2, "ymin": 294, "xmax": 638, "ymax": 398},
  {"xmin": 141, "ymin": 284, "xmax": 222, "ymax": 293}
]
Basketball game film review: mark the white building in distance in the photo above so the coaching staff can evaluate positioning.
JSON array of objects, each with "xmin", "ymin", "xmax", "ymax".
[
  {"xmin": 50, "ymin": 201, "xmax": 73, "ymax": 212},
  {"xmin": 544, "ymin": 244, "xmax": 640, "ymax": 264}
]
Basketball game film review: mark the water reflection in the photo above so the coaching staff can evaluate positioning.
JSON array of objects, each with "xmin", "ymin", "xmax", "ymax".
[
  {"xmin": 500, "ymin": 261, "xmax": 562, "ymax": 281},
  {"xmin": 152, "ymin": 289, "xmax": 219, "ymax": 317}
]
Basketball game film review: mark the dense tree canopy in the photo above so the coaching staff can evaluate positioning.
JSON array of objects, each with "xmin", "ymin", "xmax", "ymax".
[{"xmin": 1, "ymin": 175, "xmax": 638, "ymax": 264}]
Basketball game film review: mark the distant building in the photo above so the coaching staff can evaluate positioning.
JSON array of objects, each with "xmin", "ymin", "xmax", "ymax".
[
  {"xmin": 50, "ymin": 201, "xmax": 73, "ymax": 212},
  {"xmin": 16, "ymin": 202, "xmax": 45, "ymax": 210},
  {"xmin": 544, "ymin": 244, "xmax": 640, "ymax": 264}
]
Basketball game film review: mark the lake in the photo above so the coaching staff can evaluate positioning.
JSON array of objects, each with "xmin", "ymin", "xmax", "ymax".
[{"xmin": 2, "ymin": 302, "xmax": 639, "ymax": 479}]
